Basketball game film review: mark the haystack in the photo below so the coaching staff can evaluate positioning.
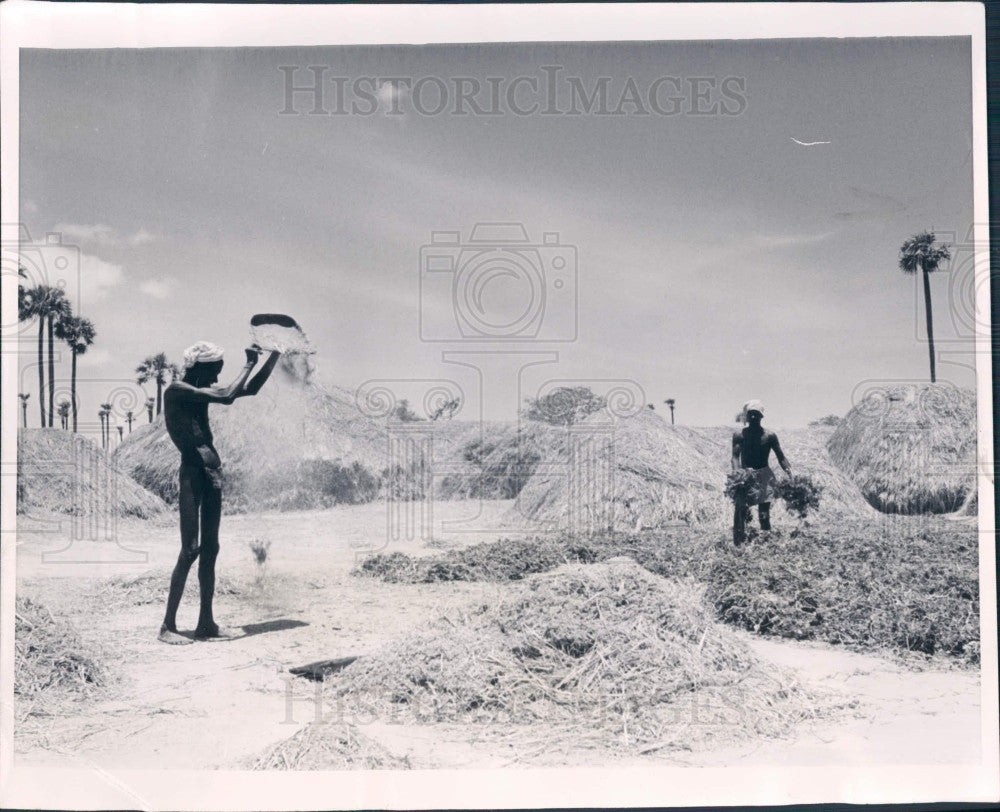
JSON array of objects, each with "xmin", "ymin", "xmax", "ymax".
[
  {"xmin": 433, "ymin": 420, "xmax": 558, "ymax": 501},
  {"xmin": 516, "ymin": 409, "xmax": 726, "ymax": 532},
  {"xmin": 17, "ymin": 429, "xmax": 167, "ymax": 519},
  {"xmin": 827, "ymin": 383, "xmax": 976, "ymax": 514},
  {"xmin": 114, "ymin": 360, "xmax": 388, "ymax": 511},
  {"xmin": 328, "ymin": 558, "xmax": 830, "ymax": 753}
]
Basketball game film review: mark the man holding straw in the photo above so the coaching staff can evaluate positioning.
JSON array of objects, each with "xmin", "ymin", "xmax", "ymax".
[
  {"xmin": 158, "ymin": 341, "xmax": 280, "ymax": 644},
  {"xmin": 731, "ymin": 400, "xmax": 792, "ymax": 544}
]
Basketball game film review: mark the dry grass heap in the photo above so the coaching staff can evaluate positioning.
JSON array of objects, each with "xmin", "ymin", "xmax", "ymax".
[
  {"xmin": 827, "ymin": 383, "xmax": 976, "ymax": 514},
  {"xmin": 433, "ymin": 421, "xmax": 554, "ymax": 501},
  {"xmin": 114, "ymin": 363, "xmax": 388, "ymax": 512},
  {"xmin": 333, "ymin": 558, "xmax": 831, "ymax": 753},
  {"xmin": 517, "ymin": 410, "xmax": 727, "ymax": 532},
  {"xmin": 17, "ymin": 429, "xmax": 167, "ymax": 519},
  {"xmin": 15, "ymin": 596, "xmax": 110, "ymax": 723}
]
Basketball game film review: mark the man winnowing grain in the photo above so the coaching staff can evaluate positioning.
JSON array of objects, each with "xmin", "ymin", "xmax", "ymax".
[{"xmin": 158, "ymin": 341, "xmax": 280, "ymax": 645}]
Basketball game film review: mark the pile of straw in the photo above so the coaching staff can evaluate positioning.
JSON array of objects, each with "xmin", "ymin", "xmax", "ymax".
[
  {"xmin": 827, "ymin": 383, "xmax": 976, "ymax": 514},
  {"xmin": 516, "ymin": 410, "xmax": 727, "ymax": 533},
  {"xmin": 434, "ymin": 422, "xmax": 551, "ymax": 501},
  {"xmin": 332, "ymin": 558, "xmax": 831, "ymax": 753},
  {"xmin": 17, "ymin": 429, "xmax": 167, "ymax": 519},
  {"xmin": 248, "ymin": 723, "xmax": 409, "ymax": 770},
  {"xmin": 356, "ymin": 537, "xmax": 598, "ymax": 583},
  {"xmin": 15, "ymin": 596, "xmax": 109, "ymax": 723}
]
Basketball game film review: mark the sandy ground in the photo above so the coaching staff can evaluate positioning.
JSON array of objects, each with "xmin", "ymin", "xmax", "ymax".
[{"xmin": 15, "ymin": 500, "xmax": 981, "ymax": 770}]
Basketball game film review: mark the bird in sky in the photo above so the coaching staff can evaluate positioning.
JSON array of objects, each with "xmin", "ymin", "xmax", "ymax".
[{"xmin": 791, "ymin": 137, "xmax": 832, "ymax": 146}]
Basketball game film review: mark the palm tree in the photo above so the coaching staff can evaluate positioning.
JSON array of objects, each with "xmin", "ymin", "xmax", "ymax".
[
  {"xmin": 126, "ymin": 410, "xmax": 134, "ymax": 433},
  {"xmin": 100, "ymin": 402, "xmax": 113, "ymax": 448},
  {"xmin": 54, "ymin": 315, "xmax": 96, "ymax": 433},
  {"xmin": 117, "ymin": 425, "xmax": 124, "ymax": 444},
  {"xmin": 98, "ymin": 407, "xmax": 108, "ymax": 449},
  {"xmin": 19, "ymin": 284, "xmax": 49, "ymax": 427},
  {"xmin": 136, "ymin": 353, "xmax": 180, "ymax": 417},
  {"xmin": 43, "ymin": 289, "xmax": 72, "ymax": 427},
  {"xmin": 664, "ymin": 398, "xmax": 676, "ymax": 425},
  {"xmin": 18, "ymin": 393, "xmax": 30, "ymax": 428},
  {"xmin": 145, "ymin": 397, "xmax": 155, "ymax": 423},
  {"xmin": 899, "ymin": 232, "xmax": 952, "ymax": 383},
  {"xmin": 57, "ymin": 400, "xmax": 71, "ymax": 430}
]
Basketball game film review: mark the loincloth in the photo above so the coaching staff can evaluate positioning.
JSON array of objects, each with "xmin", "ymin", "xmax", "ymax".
[{"xmin": 743, "ymin": 466, "xmax": 777, "ymax": 506}]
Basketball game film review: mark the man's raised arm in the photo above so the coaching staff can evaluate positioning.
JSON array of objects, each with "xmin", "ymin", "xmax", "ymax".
[
  {"xmin": 170, "ymin": 351, "xmax": 260, "ymax": 405},
  {"xmin": 239, "ymin": 349, "xmax": 281, "ymax": 397}
]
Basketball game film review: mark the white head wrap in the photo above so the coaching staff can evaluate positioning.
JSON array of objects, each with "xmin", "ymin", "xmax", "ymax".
[
  {"xmin": 182, "ymin": 341, "xmax": 225, "ymax": 371},
  {"xmin": 744, "ymin": 399, "xmax": 765, "ymax": 416}
]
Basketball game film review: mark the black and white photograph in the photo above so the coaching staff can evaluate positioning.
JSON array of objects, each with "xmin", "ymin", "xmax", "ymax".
[{"xmin": 1, "ymin": 3, "xmax": 996, "ymax": 809}]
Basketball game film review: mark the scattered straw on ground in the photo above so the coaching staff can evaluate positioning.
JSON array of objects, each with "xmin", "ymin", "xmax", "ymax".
[
  {"xmin": 827, "ymin": 383, "xmax": 976, "ymax": 514},
  {"xmin": 15, "ymin": 596, "xmax": 110, "ymax": 724},
  {"xmin": 247, "ymin": 723, "xmax": 410, "ymax": 770},
  {"xmin": 332, "ymin": 558, "xmax": 841, "ymax": 755}
]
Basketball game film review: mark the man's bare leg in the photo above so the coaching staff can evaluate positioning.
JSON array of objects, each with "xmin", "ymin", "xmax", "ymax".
[
  {"xmin": 192, "ymin": 485, "xmax": 241, "ymax": 641},
  {"xmin": 733, "ymin": 496, "xmax": 746, "ymax": 545},
  {"xmin": 159, "ymin": 465, "xmax": 202, "ymax": 645},
  {"xmin": 759, "ymin": 502, "xmax": 772, "ymax": 531}
]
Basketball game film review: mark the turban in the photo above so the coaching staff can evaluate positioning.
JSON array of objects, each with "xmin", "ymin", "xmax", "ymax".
[
  {"xmin": 182, "ymin": 341, "xmax": 224, "ymax": 371},
  {"xmin": 743, "ymin": 399, "xmax": 765, "ymax": 416}
]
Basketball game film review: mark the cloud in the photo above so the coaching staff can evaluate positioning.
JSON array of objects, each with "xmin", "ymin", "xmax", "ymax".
[
  {"xmin": 53, "ymin": 223, "xmax": 159, "ymax": 247},
  {"xmin": 139, "ymin": 277, "xmax": 175, "ymax": 299},
  {"xmin": 81, "ymin": 253, "xmax": 124, "ymax": 299},
  {"xmin": 130, "ymin": 228, "xmax": 157, "ymax": 246}
]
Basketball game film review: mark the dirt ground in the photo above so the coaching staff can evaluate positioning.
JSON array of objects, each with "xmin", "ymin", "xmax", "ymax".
[{"xmin": 15, "ymin": 500, "xmax": 982, "ymax": 770}]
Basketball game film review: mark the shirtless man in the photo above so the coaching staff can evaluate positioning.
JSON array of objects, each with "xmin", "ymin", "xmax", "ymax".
[
  {"xmin": 158, "ymin": 341, "xmax": 280, "ymax": 644},
  {"xmin": 731, "ymin": 400, "xmax": 791, "ymax": 544}
]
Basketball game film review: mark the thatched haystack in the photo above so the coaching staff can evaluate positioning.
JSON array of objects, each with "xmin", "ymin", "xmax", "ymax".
[
  {"xmin": 433, "ymin": 420, "xmax": 557, "ymax": 500},
  {"xmin": 114, "ymin": 363, "xmax": 388, "ymax": 512},
  {"xmin": 515, "ymin": 409, "xmax": 727, "ymax": 532},
  {"xmin": 827, "ymin": 383, "xmax": 976, "ymax": 514},
  {"xmin": 328, "ymin": 558, "xmax": 833, "ymax": 753},
  {"xmin": 17, "ymin": 429, "xmax": 167, "ymax": 519}
]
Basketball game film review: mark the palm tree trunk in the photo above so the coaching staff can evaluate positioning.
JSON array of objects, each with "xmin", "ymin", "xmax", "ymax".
[
  {"xmin": 156, "ymin": 380, "xmax": 163, "ymax": 416},
  {"xmin": 47, "ymin": 315, "xmax": 55, "ymax": 427},
  {"xmin": 71, "ymin": 350, "xmax": 78, "ymax": 433},
  {"xmin": 923, "ymin": 265, "xmax": 936, "ymax": 383},
  {"xmin": 37, "ymin": 319, "xmax": 45, "ymax": 427}
]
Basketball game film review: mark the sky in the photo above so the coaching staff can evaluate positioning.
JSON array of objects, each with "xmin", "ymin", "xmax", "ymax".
[{"xmin": 16, "ymin": 38, "xmax": 977, "ymax": 428}]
